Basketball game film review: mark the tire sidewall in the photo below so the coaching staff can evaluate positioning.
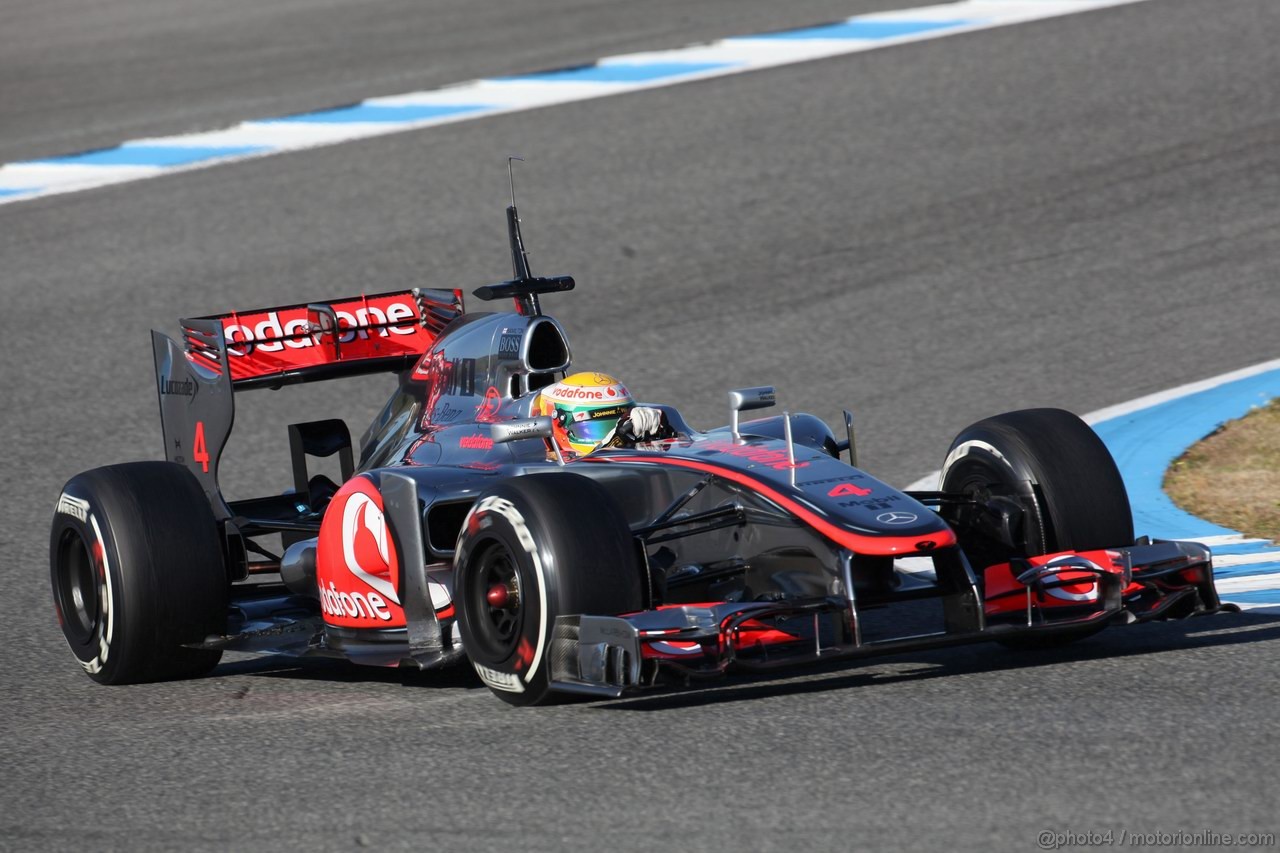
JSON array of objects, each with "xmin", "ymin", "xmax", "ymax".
[
  {"xmin": 454, "ymin": 473, "xmax": 644, "ymax": 706},
  {"xmin": 940, "ymin": 432, "xmax": 1049, "ymax": 557},
  {"xmin": 454, "ymin": 492, "xmax": 557, "ymax": 702},
  {"xmin": 50, "ymin": 482, "xmax": 121, "ymax": 681}
]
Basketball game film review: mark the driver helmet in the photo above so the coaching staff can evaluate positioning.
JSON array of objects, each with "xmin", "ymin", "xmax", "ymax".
[{"xmin": 535, "ymin": 372, "xmax": 635, "ymax": 457}]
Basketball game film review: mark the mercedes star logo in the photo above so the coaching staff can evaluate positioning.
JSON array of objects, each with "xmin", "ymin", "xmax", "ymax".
[{"xmin": 876, "ymin": 511, "xmax": 918, "ymax": 525}]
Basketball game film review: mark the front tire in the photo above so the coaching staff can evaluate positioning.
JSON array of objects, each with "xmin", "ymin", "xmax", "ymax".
[
  {"xmin": 939, "ymin": 408, "xmax": 1133, "ymax": 648},
  {"xmin": 50, "ymin": 462, "xmax": 228, "ymax": 684},
  {"xmin": 454, "ymin": 473, "xmax": 644, "ymax": 706},
  {"xmin": 940, "ymin": 408, "xmax": 1132, "ymax": 565}
]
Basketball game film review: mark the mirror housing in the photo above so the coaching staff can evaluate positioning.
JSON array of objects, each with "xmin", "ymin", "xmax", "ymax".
[
  {"xmin": 490, "ymin": 417, "xmax": 555, "ymax": 445},
  {"xmin": 729, "ymin": 386, "xmax": 776, "ymax": 443}
]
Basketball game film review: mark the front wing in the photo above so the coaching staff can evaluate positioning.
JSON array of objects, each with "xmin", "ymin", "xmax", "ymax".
[{"xmin": 547, "ymin": 539, "xmax": 1230, "ymax": 698}]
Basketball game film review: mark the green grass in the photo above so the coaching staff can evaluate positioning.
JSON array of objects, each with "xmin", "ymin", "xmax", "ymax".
[{"xmin": 1165, "ymin": 399, "xmax": 1280, "ymax": 542}]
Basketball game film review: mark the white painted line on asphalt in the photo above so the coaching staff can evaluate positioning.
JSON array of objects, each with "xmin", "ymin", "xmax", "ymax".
[
  {"xmin": 1217, "ymin": 575, "xmax": 1280, "ymax": 594},
  {"xmin": 1213, "ymin": 553, "xmax": 1280, "ymax": 569},
  {"xmin": 1083, "ymin": 358, "xmax": 1280, "ymax": 425},
  {"xmin": 1192, "ymin": 535, "xmax": 1272, "ymax": 548},
  {"xmin": 0, "ymin": 0, "xmax": 1154, "ymax": 206},
  {"xmin": 1231, "ymin": 603, "xmax": 1280, "ymax": 615}
]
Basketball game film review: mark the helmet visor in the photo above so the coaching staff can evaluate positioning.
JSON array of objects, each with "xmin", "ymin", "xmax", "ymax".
[
  {"xmin": 566, "ymin": 417, "xmax": 620, "ymax": 445},
  {"xmin": 560, "ymin": 404, "xmax": 630, "ymax": 447}
]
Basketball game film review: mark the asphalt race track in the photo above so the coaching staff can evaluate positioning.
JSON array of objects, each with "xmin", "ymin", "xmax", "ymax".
[{"xmin": 3, "ymin": 0, "xmax": 1279, "ymax": 850}]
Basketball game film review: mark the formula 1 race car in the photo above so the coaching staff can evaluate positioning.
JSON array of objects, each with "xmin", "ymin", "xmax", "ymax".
[{"xmin": 50, "ymin": 191, "xmax": 1231, "ymax": 705}]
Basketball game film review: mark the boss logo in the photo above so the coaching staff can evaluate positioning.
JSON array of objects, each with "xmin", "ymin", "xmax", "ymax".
[{"xmin": 498, "ymin": 334, "xmax": 522, "ymax": 359}]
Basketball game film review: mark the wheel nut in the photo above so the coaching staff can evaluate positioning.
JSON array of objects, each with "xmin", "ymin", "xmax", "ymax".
[{"xmin": 486, "ymin": 583, "xmax": 510, "ymax": 608}]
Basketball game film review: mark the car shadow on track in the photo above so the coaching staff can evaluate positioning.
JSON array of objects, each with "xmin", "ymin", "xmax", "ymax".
[
  {"xmin": 593, "ymin": 610, "xmax": 1280, "ymax": 712},
  {"xmin": 212, "ymin": 654, "xmax": 487, "ymax": 690}
]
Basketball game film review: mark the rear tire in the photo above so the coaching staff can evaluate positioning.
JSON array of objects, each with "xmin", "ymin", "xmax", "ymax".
[
  {"xmin": 939, "ymin": 408, "xmax": 1133, "ymax": 648},
  {"xmin": 454, "ymin": 473, "xmax": 643, "ymax": 706},
  {"xmin": 50, "ymin": 462, "xmax": 227, "ymax": 683}
]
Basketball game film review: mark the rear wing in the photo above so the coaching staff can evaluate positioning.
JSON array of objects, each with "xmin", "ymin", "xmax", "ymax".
[
  {"xmin": 183, "ymin": 288, "xmax": 463, "ymax": 390},
  {"xmin": 152, "ymin": 288, "xmax": 463, "ymax": 518}
]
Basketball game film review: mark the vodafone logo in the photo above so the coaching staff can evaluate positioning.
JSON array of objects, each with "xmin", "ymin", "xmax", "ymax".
[
  {"xmin": 699, "ymin": 440, "xmax": 810, "ymax": 471},
  {"xmin": 342, "ymin": 493, "xmax": 400, "ymax": 604},
  {"xmin": 1043, "ymin": 576, "xmax": 1098, "ymax": 602},
  {"xmin": 1033, "ymin": 555, "xmax": 1104, "ymax": 602},
  {"xmin": 223, "ymin": 302, "xmax": 418, "ymax": 357},
  {"xmin": 548, "ymin": 384, "xmax": 629, "ymax": 402}
]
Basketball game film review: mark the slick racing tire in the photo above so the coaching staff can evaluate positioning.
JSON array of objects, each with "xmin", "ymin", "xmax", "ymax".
[
  {"xmin": 50, "ymin": 462, "xmax": 227, "ymax": 684},
  {"xmin": 940, "ymin": 408, "xmax": 1133, "ymax": 559},
  {"xmin": 454, "ymin": 473, "xmax": 644, "ymax": 706},
  {"xmin": 939, "ymin": 409, "xmax": 1133, "ymax": 648}
]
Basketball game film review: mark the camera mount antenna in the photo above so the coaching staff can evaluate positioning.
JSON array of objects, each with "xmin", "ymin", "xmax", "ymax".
[{"xmin": 472, "ymin": 157, "xmax": 576, "ymax": 316}]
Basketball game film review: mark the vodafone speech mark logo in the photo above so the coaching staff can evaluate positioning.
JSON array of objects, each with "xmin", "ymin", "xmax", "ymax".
[
  {"xmin": 316, "ymin": 478, "xmax": 453, "ymax": 625},
  {"xmin": 342, "ymin": 492, "xmax": 400, "ymax": 604},
  {"xmin": 316, "ymin": 489, "xmax": 401, "ymax": 623},
  {"xmin": 1036, "ymin": 555, "xmax": 1103, "ymax": 602}
]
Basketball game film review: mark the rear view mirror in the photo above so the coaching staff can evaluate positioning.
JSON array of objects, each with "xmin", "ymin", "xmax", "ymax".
[
  {"xmin": 490, "ymin": 417, "xmax": 555, "ymax": 445},
  {"xmin": 729, "ymin": 386, "xmax": 776, "ymax": 443},
  {"xmin": 729, "ymin": 387, "xmax": 776, "ymax": 412}
]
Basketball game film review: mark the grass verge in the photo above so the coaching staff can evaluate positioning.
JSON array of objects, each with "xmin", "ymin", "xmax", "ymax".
[{"xmin": 1164, "ymin": 399, "xmax": 1280, "ymax": 543}]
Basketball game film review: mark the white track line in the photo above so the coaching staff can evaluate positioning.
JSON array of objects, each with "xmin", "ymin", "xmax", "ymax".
[{"xmin": 0, "ymin": 0, "xmax": 1153, "ymax": 206}]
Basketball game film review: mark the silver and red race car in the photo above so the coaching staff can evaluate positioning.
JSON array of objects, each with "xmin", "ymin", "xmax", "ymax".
[{"xmin": 50, "ymin": 193, "xmax": 1230, "ymax": 705}]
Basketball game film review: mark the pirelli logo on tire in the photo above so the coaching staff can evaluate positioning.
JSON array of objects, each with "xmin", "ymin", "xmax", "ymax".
[
  {"xmin": 473, "ymin": 663, "xmax": 525, "ymax": 693},
  {"xmin": 56, "ymin": 493, "xmax": 90, "ymax": 523}
]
